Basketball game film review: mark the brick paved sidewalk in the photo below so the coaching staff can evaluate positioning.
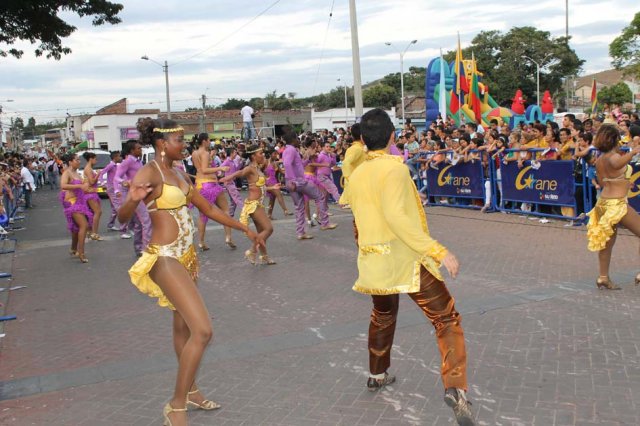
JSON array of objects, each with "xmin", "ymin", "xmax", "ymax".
[{"xmin": 1, "ymin": 192, "xmax": 639, "ymax": 425}]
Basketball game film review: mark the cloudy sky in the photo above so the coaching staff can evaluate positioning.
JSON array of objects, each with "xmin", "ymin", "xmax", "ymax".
[{"xmin": 0, "ymin": 0, "xmax": 636, "ymax": 124}]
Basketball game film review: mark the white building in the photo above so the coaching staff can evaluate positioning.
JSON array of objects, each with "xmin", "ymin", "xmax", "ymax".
[
  {"xmin": 79, "ymin": 113, "xmax": 157, "ymax": 151},
  {"xmin": 311, "ymin": 107, "xmax": 397, "ymax": 132},
  {"xmin": 66, "ymin": 99, "xmax": 159, "ymax": 152}
]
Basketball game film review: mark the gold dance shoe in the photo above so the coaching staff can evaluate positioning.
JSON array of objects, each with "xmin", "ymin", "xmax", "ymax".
[
  {"xmin": 162, "ymin": 402, "xmax": 187, "ymax": 426},
  {"xmin": 596, "ymin": 276, "xmax": 621, "ymax": 290},
  {"xmin": 186, "ymin": 388, "xmax": 221, "ymax": 411}
]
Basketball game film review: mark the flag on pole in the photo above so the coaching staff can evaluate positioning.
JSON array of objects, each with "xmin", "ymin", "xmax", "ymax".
[
  {"xmin": 469, "ymin": 52, "xmax": 482, "ymax": 124},
  {"xmin": 590, "ymin": 78, "xmax": 598, "ymax": 114},
  {"xmin": 439, "ymin": 49, "xmax": 447, "ymax": 120},
  {"xmin": 450, "ymin": 32, "xmax": 465, "ymax": 115}
]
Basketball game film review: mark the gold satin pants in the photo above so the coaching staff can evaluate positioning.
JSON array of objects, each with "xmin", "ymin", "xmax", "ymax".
[{"xmin": 369, "ymin": 266, "xmax": 468, "ymax": 390}]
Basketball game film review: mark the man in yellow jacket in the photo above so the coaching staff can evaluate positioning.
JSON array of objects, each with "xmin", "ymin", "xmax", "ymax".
[{"xmin": 341, "ymin": 109, "xmax": 475, "ymax": 426}]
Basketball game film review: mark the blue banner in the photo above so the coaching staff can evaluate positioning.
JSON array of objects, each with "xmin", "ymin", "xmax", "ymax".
[
  {"xmin": 501, "ymin": 160, "xmax": 575, "ymax": 205},
  {"xmin": 627, "ymin": 163, "xmax": 640, "ymax": 212},
  {"xmin": 426, "ymin": 161, "xmax": 485, "ymax": 198}
]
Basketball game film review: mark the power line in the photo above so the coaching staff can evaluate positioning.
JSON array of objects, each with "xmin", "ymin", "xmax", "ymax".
[
  {"xmin": 311, "ymin": 0, "xmax": 337, "ymax": 96},
  {"xmin": 4, "ymin": 98, "xmax": 202, "ymax": 115},
  {"xmin": 171, "ymin": 0, "xmax": 283, "ymax": 67}
]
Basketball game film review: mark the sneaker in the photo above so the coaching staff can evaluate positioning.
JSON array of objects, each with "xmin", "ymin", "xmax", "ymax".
[
  {"xmin": 120, "ymin": 233, "xmax": 132, "ymax": 239},
  {"xmin": 107, "ymin": 225, "xmax": 117, "ymax": 231},
  {"xmin": 366, "ymin": 372, "xmax": 396, "ymax": 392},
  {"xmin": 444, "ymin": 388, "xmax": 475, "ymax": 426}
]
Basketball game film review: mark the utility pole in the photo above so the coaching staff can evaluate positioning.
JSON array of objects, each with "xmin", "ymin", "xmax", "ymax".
[
  {"xmin": 200, "ymin": 94, "xmax": 207, "ymax": 133},
  {"xmin": 349, "ymin": 0, "xmax": 363, "ymax": 118}
]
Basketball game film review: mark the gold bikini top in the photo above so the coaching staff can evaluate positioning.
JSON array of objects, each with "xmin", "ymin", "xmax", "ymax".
[
  {"xmin": 602, "ymin": 164, "xmax": 633, "ymax": 182},
  {"xmin": 146, "ymin": 161, "xmax": 193, "ymax": 211}
]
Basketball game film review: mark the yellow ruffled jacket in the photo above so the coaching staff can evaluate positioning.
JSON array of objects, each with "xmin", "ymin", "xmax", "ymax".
[{"xmin": 341, "ymin": 152, "xmax": 448, "ymax": 295}]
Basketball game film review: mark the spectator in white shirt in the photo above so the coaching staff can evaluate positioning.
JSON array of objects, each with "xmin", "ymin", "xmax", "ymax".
[
  {"xmin": 240, "ymin": 102, "xmax": 255, "ymax": 141},
  {"xmin": 20, "ymin": 159, "xmax": 36, "ymax": 208}
]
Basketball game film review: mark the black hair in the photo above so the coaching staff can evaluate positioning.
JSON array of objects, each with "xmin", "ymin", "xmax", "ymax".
[
  {"xmin": 360, "ymin": 108, "xmax": 395, "ymax": 151},
  {"xmin": 82, "ymin": 151, "xmax": 96, "ymax": 161},
  {"xmin": 282, "ymin": 131, "xmax": 298, "ymax": 145},
  {"xmin": 110, "ymin": 151, "xmax": 121, "ymax": 160},
  {"xmin": 242, "ymin": 144, "xmax": 261, "ymax": 160},
  {"xmin": 564, "ymin": 113, "xmax": 576, "ymax": 121},
  {"xmin": 121, "ymin": 139, "xmax": 140, "ymax": 158},
  {"xmin": 137, "ymin": 117, "xmax": 180, "ymax": 149},
  {"xmin": 61, "ymin": 153, "xmax": 77, "ymax": 165},
  {"xmin": 195, "ymin": 133, "xmax": 210, "ymax": 147},
  {"xmin": 630, "ymin": 124, "xmax": 640, "ymax": 138},
  {"xmin": 573, "ymin": 121, "xmax": 584, "ymax": 133},
  {"xmin": 466, "ymin": 123, "xmax": 478, "ymax": 131},
  {"xmin": 350, "ymin": 123, "xmax": 361, "ymax": 141},
  {"xmin": 559, "ymin": 128, "xmax": 571, "ymax": 138}
]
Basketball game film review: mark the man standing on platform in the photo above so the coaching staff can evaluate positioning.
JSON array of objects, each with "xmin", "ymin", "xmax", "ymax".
[
  {"xmin": 282, "ymin": 131, "xmax": 337, "ymax": 240},
  {"xmin": 341, "ymin": 109, "xmax": 475, "ymax": 426}
]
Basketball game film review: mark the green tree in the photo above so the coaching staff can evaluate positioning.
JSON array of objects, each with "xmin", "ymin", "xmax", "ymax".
[
  {"xmin": 25, "ymin": 117, "xmax": 36, "ymax": 138},
  {"xmin": 380, "ymin": 66, "xmax": 426, "ymax": 95},
  {"xmin": 597, "ymin": 82, "xmax": 633, "ymax": 107},
  {"xmin": 610, "ymin": 11, "xmax": 640, "ymax": 79},
  {"xmin": 219, "ymin": 98, "xmax": 247, "ymax": 109},
  {"xmin": 0, "ymin": 0, "xmax": 123, "ymax": 59},
  {"xmin": 444, "ymin": 27, "xmax": 584, "ymax": 105},
  {"xmin": 363, "ymin": 84, "xmax": 399, "ymax": 109}
]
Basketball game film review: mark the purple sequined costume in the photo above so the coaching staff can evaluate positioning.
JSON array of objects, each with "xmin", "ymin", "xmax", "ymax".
[
  {"xmin": 59, "ymin": 179, "xmax": 94, "ymax": 233},
  {"xmin": 265, "ymin": 163, "xmax": 278, "ymax": 201},
  {"xmin": 196, "ymin": 179, "xmax": 225, "ymax": 225},
  {"xmin": 84, "ymin": 170, "xmax": 100, "ymax": 202}
]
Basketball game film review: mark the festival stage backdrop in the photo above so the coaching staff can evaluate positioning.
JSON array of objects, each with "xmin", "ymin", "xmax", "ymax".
[
  {"xmin": 501, "ymin": 160, "xmax": 575, "ymax": 206},
  {"xmin": 426, "ymin": 162, "xmax": 485, "ymax": 198}
]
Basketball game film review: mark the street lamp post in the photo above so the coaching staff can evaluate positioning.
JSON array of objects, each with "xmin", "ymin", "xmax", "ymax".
[
  {"xmin": 141, "ymin": 56, "xmax": 171, "ymax": 119},
  {"xmin": 522, "ymin": 54, "xmax": 552, "ymax": 108},
  {"xmin": 385, "ymin": 40, "xmax": 417, "ymax": 126},
  {"xmin": 337, "ymin": 78, "xmax": 348, "ymax": 125}
]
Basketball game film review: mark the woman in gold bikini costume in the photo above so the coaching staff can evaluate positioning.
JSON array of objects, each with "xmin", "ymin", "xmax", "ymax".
[
  {"xmin": 118, "ymin": 118, "xmax": 263, "ymax": 426},
  {"xmin": 191, "ymin": 133, "xmax": 235, "ymax": 251},
  {"xmin": 221, "ymin": 144, "xmax": 279, "ymax": 265},
  {"xmin": 587, "ymin": 124, "xmax": 640, "ymax": 290}
]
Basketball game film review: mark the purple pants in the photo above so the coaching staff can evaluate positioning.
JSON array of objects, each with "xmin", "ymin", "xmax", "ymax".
[
  {"xmin": 111, "ymin": 189, "xmax": 134, "ymax": 234},
  {"xmin": 115, "ymin": 189, "xmax": 150, "ymax": 253},
  {"xmin": 286, "ymin": 177, "xmax": 329, "ymax": 236},
  {"xmin": 225, "ymin": 183, "xmax": 244, "ymax": 217},
  {"xmin": 317, "ymin": 174, "xmax": 341, "ymax": 203}
]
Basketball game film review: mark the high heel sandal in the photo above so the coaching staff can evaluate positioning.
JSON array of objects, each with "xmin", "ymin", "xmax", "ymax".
[
  {"xmin": 225, "ymin": 238, "xmax": 237, "ymax": 250},
  {"xmin": 259, "ymin": 255, "xmax": 276, "ymax": 265},
  {"xmin": 69, "ymin": 249, "xmax": 77, "ymax": 256},
  {"xmin": 89, "ymin": 233, "xmax": 103, "ymax": 241},
  {"xmin": 596, "ymin": 276, "xmax": 621, "ymax": 290},
  {"xmin": 77, "ymin": 253, "xmax": 89, "ymax": 264},
  {"xmin": 162, "ymin": 402, "xmax": 188, "ymax": 426},
  {"xmin": 186, "ymin": 388, "xmax": 221, "ymax": 411},
  {"xmin": 198, "ymin": 243, "xmax": 210, "ymax": 252},
  {"xmin": 245, "ymin": 249, "xmax": 257, "ymax": 265},
  {"xmin": 284, "ymin": 210, "xmax": 293, "ymax": 216}
]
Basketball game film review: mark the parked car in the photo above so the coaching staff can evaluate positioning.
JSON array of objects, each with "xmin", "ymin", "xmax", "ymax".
[{"xmin": 77, "ymin": 149, "xmax": 111, "ymax": 199}]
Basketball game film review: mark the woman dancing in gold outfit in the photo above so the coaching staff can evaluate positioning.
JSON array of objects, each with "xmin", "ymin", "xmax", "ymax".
[
  {"xmin": 587, "ymin": 124, "xmax": 640, "ymax": 289},
  {"xmin": 221, "ymin": 144, "xmax": 279, "ymax": 265},
  {"xmin": 118, "ymin": 118, "xmax": 263, "ymax": 426}
]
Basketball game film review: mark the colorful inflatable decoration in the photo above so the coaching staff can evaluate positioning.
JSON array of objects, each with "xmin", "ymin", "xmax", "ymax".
[{"xmin": 425, "ymin": 37, "xmax": 554, "ymax": 129}]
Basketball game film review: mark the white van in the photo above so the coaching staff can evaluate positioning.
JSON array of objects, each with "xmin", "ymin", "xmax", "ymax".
[{"xmin": 141, "ymin": 146, "xmax": 155, "ymax": 165}]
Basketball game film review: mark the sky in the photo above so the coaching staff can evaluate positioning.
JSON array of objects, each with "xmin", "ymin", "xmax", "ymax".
[{"xmin": 0, "ymin": 0, "xmax": 637, "ymax": 125}]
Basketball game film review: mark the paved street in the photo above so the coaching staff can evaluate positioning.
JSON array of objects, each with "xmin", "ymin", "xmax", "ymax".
[{"xmin": 0, "ymin": 188, "xmax": 639, "ymax": 426}]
